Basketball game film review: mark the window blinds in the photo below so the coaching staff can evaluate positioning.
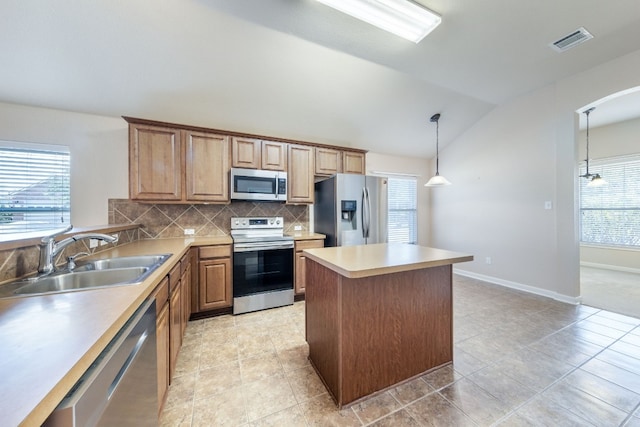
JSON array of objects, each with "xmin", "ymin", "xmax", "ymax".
[
  {"xmin": 579, "ymin": 155, "xmax": 640, "ymax": 247},
  {"xmin": 387, "ymin": 177, "xmax": 417, "ymax": 244},
  {"xmin": 0, "ymin": 141, "xmax": 71, "ymax": 234}
]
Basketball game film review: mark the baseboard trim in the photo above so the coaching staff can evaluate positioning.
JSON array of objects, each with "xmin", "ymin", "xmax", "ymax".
[
  {"xmin": 453, "ymin": 268, "xmax": 582, "ymax": 305},
  {"xmin": 580, "ymin": 262, "xmax": 640, "ymax": 275}
]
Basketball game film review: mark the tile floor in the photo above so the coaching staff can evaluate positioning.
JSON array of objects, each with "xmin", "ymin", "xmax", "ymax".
[{"xmin": 161, "ymin": 275, "xmax": 640, "ymax": 426}]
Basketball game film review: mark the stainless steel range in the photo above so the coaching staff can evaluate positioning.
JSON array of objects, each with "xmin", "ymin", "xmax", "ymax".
[{"xmin": 231, "ymin": 216, "xmax": 294, "ymax": 315}]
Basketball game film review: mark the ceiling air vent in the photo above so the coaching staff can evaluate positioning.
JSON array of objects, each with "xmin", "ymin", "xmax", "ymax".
[{"xmin": 550, "ymin": 27, "xmax": 593, "ymax": 52}]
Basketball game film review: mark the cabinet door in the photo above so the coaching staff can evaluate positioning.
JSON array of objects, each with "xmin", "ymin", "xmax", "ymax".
[
  {"xmin": 232, "ymin": 137, "xmax": 260, "ymax": 169},
  {"xmin": 343, "ymin": 151, "xmax": 365, "ymax": 174},
  {"xmin": 129, "ymin": 124, "xmax": 182, "ymax": 201},
  {"xmin": 199, "ymin": 258, "xmax": 232, "ymax": 311},
  {"xmin": 156, "ymin": 303, "xmax": 169, "ymax": 414},
  {"xmin": 315, "ymin": 147, "xmax": 342, "ymax": 176},
  {"xmin": 261, "ymin": 141, "xmax": 287, "ymax": 171},
  {"xmin": 185, "ymin": 131, "xmax": 230, "ymax": 202},
  {"xmin": 287, "ymin": 144, "xmax": 315, "ymax": 204},
  {"xmin": 169, "ymin": 285, "xmax": 182, "ymax": 380},
  {"xmin": 295, "ymin": 239, "xmax": 324, "ymax": 295},
  {"xmin": 181, "ymin": 263, "xmax": 191, "ymax": 336}
]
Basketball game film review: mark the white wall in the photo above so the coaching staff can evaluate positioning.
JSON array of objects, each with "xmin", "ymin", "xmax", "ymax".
[
  {"xmin": 366, "ymin": 153, "xmax": 431, "ymax": 245},
  {"xmin": 431, "ymin": 48, "xmax": 640, "ymax": 302},
  {"xmin": 0, "ymin": 102, "xmax": 128, "ymax": 227},
  {"xmin": 578, "ymin": 116, "xmax": 640, "ymax": 271}
]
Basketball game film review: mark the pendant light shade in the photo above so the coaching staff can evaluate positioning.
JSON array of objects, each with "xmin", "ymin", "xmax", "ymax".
[
  {"xmin": 425, "ymin": 113, "xmax": 451, "ymax": 187},
  {"xmin": 579, "ymin": 107, "xmax": 607, "ymax": 187}
]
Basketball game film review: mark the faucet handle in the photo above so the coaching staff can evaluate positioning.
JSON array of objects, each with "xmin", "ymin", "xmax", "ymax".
[
  {"xmin": 66, "ymin": 251, "xmax": 90, "ymax": 271},
  {"xmin": 40, "ymin": 224, "xmax": 74, "ymax": 243}
]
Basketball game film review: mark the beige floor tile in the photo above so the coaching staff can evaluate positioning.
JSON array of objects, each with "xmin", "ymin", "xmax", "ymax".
[
  {"xmin": 239, "ymin": 351, "xmax": 284, "ymax": 382},
  {"xmin": 439, "ymin": 378, "xmax": 511, "ymax": 425},
  {"xmin": 195, "ymin": 361, "xmax": 242, "ymax": 400},
  {"xmin": 467, "ymin": 364, "xmax": 537, "ymax": 409},
  {"xmin": 544, "ymin": 380, "xmax": 628, "ymax": 426},
  {"xmin": 387, "ymin": 377, "xmax": 434, "ymax": 406},
  {"xmin": 250, "ymin": 404, "xmax": 307, "ymax": 427},
  {"xmin": 404, "ymin": 392, "xmax": 475, "ymax": 427},
  {"xmin": 496, "ymin": 348, "xmax": 574, "ymax": 392},
  {"xmin": 298, "ymin": 393, "xmax": 362, "ymax": 427},
  {"xmin": 581, "ymin": 358, "xmax": 640, "ymax": 394},
  {"xmin": 513, "ymin": 394, "xmax": 595, "ymax": 427},
  {"xmin": 173, "ymin": 343, "xmax": 201, "ymax": 378},
  {"xmin": 165, "ymin": 372, "xmax": 197, "ymax": 410},
  {"xmin": 562, "ymin": 368, "xmax": 640, "ymax": 413},
  {"xmin": 368, "ymin": 409, "xmax": 421, "ymax": 426},
  {"xmin": 421, "ymin": 364, "xmax": 462, "ymax": 390},
  {"xmin": 160, "ymin": 400, "xmax": 193, "ymax": 427},
  {"xmin": 277, "ymin": 343, "xmax": 310, "ymax": 371},
  {"xmin": 237, "ymin": 332, "xmax": 276, "ymax": 358},
  {"xmin": 242, "ymin": 373, "xmax": 298, "ymax": 421},
  {"xmin": 199, "ymin": 341, "xmax": 239, "ymax": 369},
  {"xmin": 350, "ymin": 391, "xmax": 402, "ymax": 425},
  {"xmin": 192, "ymin": 384, "xmax": 248, "ymax": 427},
  {"xmin": 286, "ymin": 365, "xmax": 327, "ymax": 403}
]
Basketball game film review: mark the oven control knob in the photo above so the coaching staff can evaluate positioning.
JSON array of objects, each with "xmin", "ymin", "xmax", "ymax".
[
  {"xmin": 275, "ymin": 219, "xmax": 281, "ymax": 225},
  {"xmin": 269, "ymin": 219, "xmax": 274, "ymax": 225},
  {"xmin": 234, "ymin": 220, "xmax": 239, "ymax": 225},
  {"xmin": 241, "ymin": 220, "xmax": 247, "ymax": 226}
]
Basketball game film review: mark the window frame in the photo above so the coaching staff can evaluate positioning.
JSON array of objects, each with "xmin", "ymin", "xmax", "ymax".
[{"xmin": 386, "ymin": 175, "xmax": 418, "ymax": 245}]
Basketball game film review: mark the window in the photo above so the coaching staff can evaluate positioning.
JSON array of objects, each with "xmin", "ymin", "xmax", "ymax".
[
  {"xmin": 387, "ymin": 177, "xmax": 417, "ymax": 244},
  {"xmin": 0, "ymin": 141, "xmax": 70, "ymax": 235},
  {"xmin": 579, "ymin": 155, "xmax": 640, "ymax": 247}
]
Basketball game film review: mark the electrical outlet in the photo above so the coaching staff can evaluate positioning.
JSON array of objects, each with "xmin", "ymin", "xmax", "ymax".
[
  {"xmin": 485, "ymin": 256, "xmax": 492, "ymax": 265},
  {"xmin": 101, "ymin": 234, "xmax": 118, "ymax": 246},
  {"xmin": 294, "ymin": 225, "xmax": 302, "ymax": 231},
  {"xmin": 89, "ymin": 239, "xmax": 99, "ymax": 249},
  {"xmin": 184, "ymin": 228, "xmax": 195, "ymax": 235}
]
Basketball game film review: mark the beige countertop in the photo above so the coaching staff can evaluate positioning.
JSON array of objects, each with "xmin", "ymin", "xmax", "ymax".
[
  {"xmin": 303, "ymin": 243, "xmax": 473, "ymax": 279},
  {"xmin": 0, "ymin": 236, "xmax": 231, "ymax": 427}
]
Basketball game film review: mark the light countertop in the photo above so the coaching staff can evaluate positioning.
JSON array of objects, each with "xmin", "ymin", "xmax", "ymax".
[
  {"xmin": 0, "ymin": 236, "xmax": 231, "ymax": 427},
  {"xmin": 303, "ymin": 243, "xmax": 473, "ymax": 279},
  {"xmin": 288, "ymin": 232, "xmax": 326, "ymax": 241}
]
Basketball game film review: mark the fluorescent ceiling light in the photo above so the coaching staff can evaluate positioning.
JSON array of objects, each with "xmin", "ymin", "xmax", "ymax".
[{"xmin": 316, "ymin": 0, "xmax": 442, "ymax": 43}]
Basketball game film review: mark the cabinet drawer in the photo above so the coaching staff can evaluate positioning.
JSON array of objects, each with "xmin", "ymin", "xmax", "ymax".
[
  {"xmin": 296, "ymin": 239, "xmax": 324, "ymax": 251},
  {"xmin": 153, "ymin": 277, "xmax": 169, "ymax": 316},
  {"xmin": 199, "ymin": 245, "xmax": 231, "ymax": 259}
]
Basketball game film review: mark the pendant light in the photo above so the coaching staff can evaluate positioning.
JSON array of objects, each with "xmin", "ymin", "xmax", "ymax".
[
  {"xmin": 425, "ymin": 113, "xmax": 451, "ymax": 186},
  {"xmin": 579, "ymin": 107, "xmax": 607, "ymax": 187}
]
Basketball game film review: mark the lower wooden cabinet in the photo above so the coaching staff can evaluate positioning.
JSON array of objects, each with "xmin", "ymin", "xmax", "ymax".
[
  {"xmin": 198, "ymin": 245, "xmax": 232, "ymax": 311},
  {"xmin": 153, "ymin": 277, "xmax": 170, "ymax": 415},
  {"xmin": 294, "ymin": 239, "xmax": 324, "ymax": 295},
  {"xmin": 180, "ymin": 254, "xmax": 191, "ymax": 337},
  {"xmin": 168, "ymin": 263, "xmax": 182, "ymax": 381}
]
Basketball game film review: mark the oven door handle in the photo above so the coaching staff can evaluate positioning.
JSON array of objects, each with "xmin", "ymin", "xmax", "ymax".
[{"xmin": 233, "ymin": 242, "xmax": 294, "ymax": 252}]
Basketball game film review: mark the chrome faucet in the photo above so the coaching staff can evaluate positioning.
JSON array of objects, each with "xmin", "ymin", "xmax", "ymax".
[{"xmin": 37, "ymin": 225, "xmax": 119, "ymax": 275}]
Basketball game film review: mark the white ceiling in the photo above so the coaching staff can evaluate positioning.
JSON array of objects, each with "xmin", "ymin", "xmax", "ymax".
[{"xmin": 1, "ymin": 0, "xmax": 640, "ymax": 158}]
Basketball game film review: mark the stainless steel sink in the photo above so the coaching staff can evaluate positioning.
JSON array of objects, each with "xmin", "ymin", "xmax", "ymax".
[
  {"xmin": 13, "ymin": 267, "xmax": 150, "ymax": 295},
  {"xmin": 74, "ymin": 254, "xmax": 172, "ymax": 271},
  {"xmin": 0, "ymin": 253, "xmax": 172, "ymax": 298}
]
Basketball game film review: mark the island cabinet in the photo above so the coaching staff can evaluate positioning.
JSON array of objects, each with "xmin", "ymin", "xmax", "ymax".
[
  {"xmin": 304, "ymin": 244, "xmax": 473, "ymax": 408},
  {"xmin": 197, "ymin": 245, "xmax": 232, "ymax": 311},
  {"xmin": 152, "ymin": 276, "xmax": 170, "ymax": 415},
  {"xmin": 342, "ymin": 151, "xmax": 365, "ymax": 174},
  {"xmin": 288, "ymin": 144, "xmax": 315, "ymax": 204},
  {"xmin": 232, "ymin": 137, "xmax": 287, "ymax": 171},
  {"xmin": 294, "ymin": 239, "xmax": 324, "ymax": 295},
  {"xmin": 128, "ymin": 121, "xmax": 230, "ymax": 203}
]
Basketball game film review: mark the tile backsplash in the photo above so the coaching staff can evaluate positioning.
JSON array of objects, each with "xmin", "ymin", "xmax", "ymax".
[{"xmin": 108, "ymin": 199, "xmax": 309, "ymax": 238}]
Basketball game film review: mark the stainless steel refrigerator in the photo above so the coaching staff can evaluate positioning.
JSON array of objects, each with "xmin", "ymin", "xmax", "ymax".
[{"xmin": 314, "ymin": 174, "xmax": 388, "ymax": 247}]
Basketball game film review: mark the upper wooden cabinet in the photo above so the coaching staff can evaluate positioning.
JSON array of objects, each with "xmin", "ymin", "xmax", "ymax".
[
  {"xmin": 128, "ymin": 121, "xmax": 230, "ymax": 203},
  {"xmin": 184, "ymin": 130, "xmax": 229, "ymax": 202},
  {"xmin": 129, "ymin": 124, "xmax": 182, "ymax": 201},
  {"xmin": 231, "ymin": 137, "xmax": 287, "ymax": 171},
  {"xmin": 315, "ymin": 147, "xmax": 342, "ymax": 176},
  {"xmin": 288, "ymin": 144, "xmax": 314, "ymax": 204},
  {"xmin": 343, "ymin": 151, "xmax": 365, "ymax": 174}
]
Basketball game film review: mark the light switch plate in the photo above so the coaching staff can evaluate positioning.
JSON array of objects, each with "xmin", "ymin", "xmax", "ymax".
[{"xmin": 544, "ymin": 201, "xmax": 552, "ymax": 210}]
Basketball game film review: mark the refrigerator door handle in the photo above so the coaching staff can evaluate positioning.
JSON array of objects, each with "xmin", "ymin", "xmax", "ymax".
[
  {"xmin": 364, "ymin": 187, "xmax": 371, "ymax": 239},
  {"xmin": 361, "ymin": 187, "xmax": 368, "ymax": 238}
]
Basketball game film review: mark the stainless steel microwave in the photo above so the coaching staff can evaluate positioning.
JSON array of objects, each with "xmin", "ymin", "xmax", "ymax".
[{"xmin": 230, "ymin": 168, "xmax": 287, "ymax": 201}]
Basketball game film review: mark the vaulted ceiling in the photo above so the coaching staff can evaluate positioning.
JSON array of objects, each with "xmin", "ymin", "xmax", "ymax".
[{"xmin": 2, "ymin": 0, "xmax": 640, "ymax": 157}]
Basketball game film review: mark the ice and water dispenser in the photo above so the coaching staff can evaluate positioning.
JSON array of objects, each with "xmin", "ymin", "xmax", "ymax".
[{"xmin": 341, "ymin": 200, "xmax": 357, "ymax": 224}]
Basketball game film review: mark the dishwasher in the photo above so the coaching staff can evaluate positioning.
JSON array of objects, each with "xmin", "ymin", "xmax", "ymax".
[{"xmin": 44, "ymin": 298, "xmax": 158, "ymax": 427}]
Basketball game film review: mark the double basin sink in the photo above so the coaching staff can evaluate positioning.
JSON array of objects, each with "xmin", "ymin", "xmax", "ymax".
[{"xmin": 0, "ymin": 254, "xmax": 172, "ymax": 298}]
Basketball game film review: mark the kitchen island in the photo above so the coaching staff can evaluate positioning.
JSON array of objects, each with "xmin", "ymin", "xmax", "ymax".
[{"xmin": 303, "ymin": 243, "xmax": 473, "ymax": 408}]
